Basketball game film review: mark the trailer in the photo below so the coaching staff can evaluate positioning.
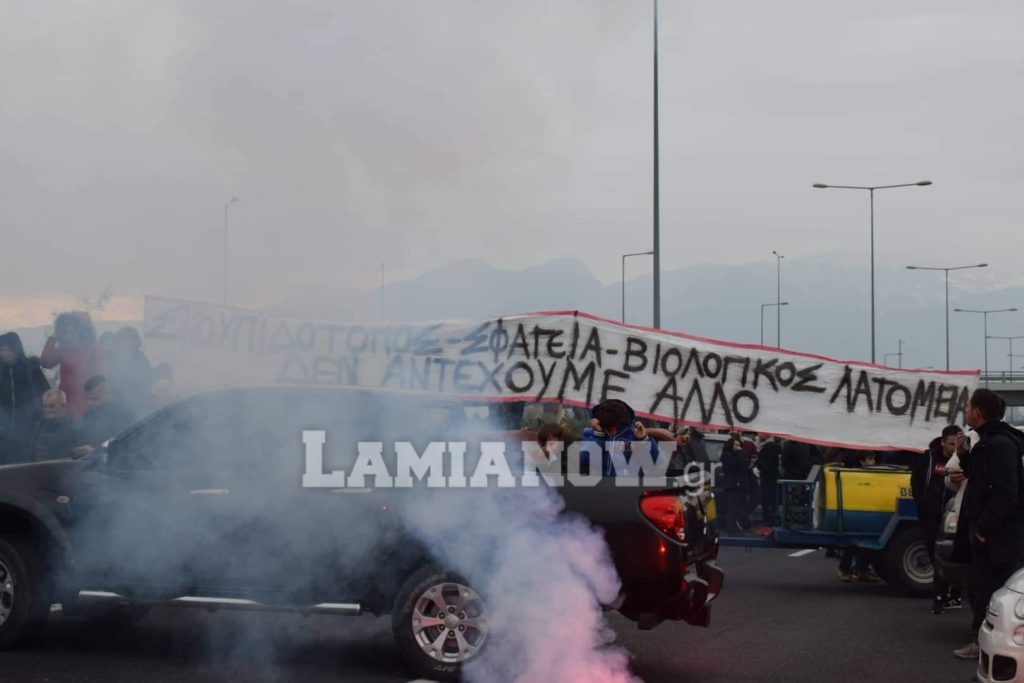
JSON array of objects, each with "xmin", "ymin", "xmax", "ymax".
[{"xmin": 719, "ymin": 464, "xmax": 933, "ymax": 595}]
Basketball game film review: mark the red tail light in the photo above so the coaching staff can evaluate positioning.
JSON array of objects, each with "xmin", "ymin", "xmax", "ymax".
[{"xmin": 641, "ymin": 494, "xmax": 686, "ymax": 543}]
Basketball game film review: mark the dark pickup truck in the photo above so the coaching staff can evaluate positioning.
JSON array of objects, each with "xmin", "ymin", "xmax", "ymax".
[{"xmin": 0, "ymin": 387, "xmax": 722, "ymax": 681}]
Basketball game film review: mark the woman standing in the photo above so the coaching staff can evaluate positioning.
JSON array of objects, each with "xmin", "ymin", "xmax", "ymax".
[{"xmin": 40, "ymin": 312, "xmax": 102, "ymax": 420}]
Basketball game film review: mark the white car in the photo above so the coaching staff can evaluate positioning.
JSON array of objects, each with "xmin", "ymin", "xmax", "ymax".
[{"xmin": 978, "ymin": 569, "xmax": 1024, "ymax": 682}]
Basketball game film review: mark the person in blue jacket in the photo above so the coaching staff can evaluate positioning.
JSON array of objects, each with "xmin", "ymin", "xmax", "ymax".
[{"xmin": 580, "ymin": 399, "xmax": 660, "ymax": 477}]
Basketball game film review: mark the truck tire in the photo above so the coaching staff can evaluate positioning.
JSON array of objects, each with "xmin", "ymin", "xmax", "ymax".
[
  {"xmin": 882, "ymin": 526, "xmax": 933, "ymax": 596},
  {"xmin": 0, "ymin": 535, "xmax": 51, "ymax": 649},
  {"xmin": 391, "ymin": 566, "xmax": 489, "ymax": 682}
]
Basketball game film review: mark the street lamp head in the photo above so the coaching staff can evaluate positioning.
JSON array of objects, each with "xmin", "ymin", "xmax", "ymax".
[
  {"xmin": 905, "ymin": 266, "xmax": 917, "ymax": 270},
  {"xmin": 916, "ymin": 180, "xmax": 933, "ymax": 186},
  {"xmin": 780, "ymin": 301, "xmax": 790, "ymax": 306},
  {"xmin": 953, "ymin": 308, "xmax": 964, "ymax": 312},
  {"xmin": 978, "ymin": 263, "xmax": 988, "ymax": 268},
  {"xmin": 812, "ymin": 183, "xmax": 828, "ymax": 189}
]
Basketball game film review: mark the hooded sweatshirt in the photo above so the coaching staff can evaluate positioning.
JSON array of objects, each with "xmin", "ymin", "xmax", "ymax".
[
  {"xmin": 581, "ymin": 400, "xmax": 661, "ymax": 477},
  {"xmin": 0, "ymin": 332, "xmax": 50, "ymax": 446},
  {"xmin": 40, "ymin": 312, "xmax": 103, "ymax": 419}
]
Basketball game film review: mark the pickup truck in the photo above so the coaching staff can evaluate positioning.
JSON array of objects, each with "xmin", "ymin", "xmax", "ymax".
[{"xmin": 0, "ymin": 387, "xmax": 722, "ymax": 681}]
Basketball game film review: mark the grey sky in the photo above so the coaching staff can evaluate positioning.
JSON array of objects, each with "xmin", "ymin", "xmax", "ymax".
[{"xmin": 2, "ymin": 0, "xmax": 1023, "ymax": 317}]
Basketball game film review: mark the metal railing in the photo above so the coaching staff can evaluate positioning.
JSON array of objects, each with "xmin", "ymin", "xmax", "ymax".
[{"xmin": 980, "ymin": 372, "xmax": 1024, "ymax": 384}]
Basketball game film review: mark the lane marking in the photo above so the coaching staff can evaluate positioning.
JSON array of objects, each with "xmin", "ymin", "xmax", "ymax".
[{"xmin": 788, "ymin": 549, "xmax": 817, "ymax": 558}]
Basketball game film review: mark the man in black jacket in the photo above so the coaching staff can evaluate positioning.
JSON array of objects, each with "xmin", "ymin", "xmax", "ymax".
[
  {"xmin": 912, "ymin": 424, "xmax": 962, "ymax": 614},
  {"xmin": 951, "ymin": 389, "xmax": 1024, "ymax": 660},
  {"xmin": 756, "ymin": 435, "xmax": 782, "ymax": 526}
]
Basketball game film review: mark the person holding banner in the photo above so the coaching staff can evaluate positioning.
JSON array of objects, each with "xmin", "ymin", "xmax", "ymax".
[{"xmin": 581, "ymin": 399, "xmax": 660, "ymax": 477}]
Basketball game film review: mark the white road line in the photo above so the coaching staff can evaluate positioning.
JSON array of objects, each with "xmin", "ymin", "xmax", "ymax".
[{"xmin": 788, "ymin": 549, "xmax": 817, "ymax": 558}]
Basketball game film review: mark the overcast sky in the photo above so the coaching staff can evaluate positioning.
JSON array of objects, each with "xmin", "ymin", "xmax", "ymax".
[{"xmin": 2, "ymin": 0, "xmax": 1023, "ymax": 325}]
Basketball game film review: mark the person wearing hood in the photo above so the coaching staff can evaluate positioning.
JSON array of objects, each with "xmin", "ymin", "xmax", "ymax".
[
  {"xmin": 107, "ymin": 326, "xmax": 153, "ymax": 415},
  {"xmin": 912, "ymin": 424, "xmax": 962, "ymax": 614},
  {"xmin": 581, "ymin": 399, "xmax": 660, "ymax": 477},
  {"xmin": 41, "ymin": 311, "xmax": 103, "ymax": 420},
  {"xmin": 0, "ymin": 331, "xmax": 50, "ymax": 463},
  {"xmin": 952, "ymin": 389, "xmax": 1024, "ymax": 661}
]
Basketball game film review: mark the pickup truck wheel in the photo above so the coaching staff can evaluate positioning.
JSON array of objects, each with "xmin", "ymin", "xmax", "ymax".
[
  {"xmin": 0, "ymin": 536, "xmax": 50, "ymax": 649},
  {"xmin": 882, "ymin": 526, "xmax": 933, "ymax": 596},
  {"xmin": 392, "ymin": 567, "xmax": 489, "ymax": 682}
]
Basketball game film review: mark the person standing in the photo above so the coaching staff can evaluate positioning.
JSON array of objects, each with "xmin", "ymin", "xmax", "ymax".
[
  {"xmin": 0, "ymin": 332, "xmax": 50, "ymax": 463},
  {"xmin": 756, "ymin": 434, "xmax": 782, "ymax": 527},
  {"xmin": 30, "ymin": 389, "xmax": 77, "ymax": 461},
  {"xmin": 721, "ymin": 433, "xmax": 751, "ymax": 535},
  {"xmin": 951, "ymin": 389, "xmax": 1024, "ymax": 661},
  {"xmin": 912, "ymin": 424, "xmax": 962, "ymax": 614},
  {"xmin": 107, "ymin": 326, "xmax": 153, "ymax": 415},
  {"xmin": 40, "ymin": 312, "xmax": 103, "ymax": 420},
  {"xmin": 72, "ymin": 376, "xmax": 136, "ymax": 458}
]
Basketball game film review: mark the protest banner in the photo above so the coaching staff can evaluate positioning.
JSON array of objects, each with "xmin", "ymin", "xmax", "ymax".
[{"xmin": 143, "ymin": 296, "xmax": 978, "ymax": 450}]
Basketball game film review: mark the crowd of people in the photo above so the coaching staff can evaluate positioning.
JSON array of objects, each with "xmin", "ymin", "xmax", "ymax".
[{"xmin": 0, "ymin": 311, "xmax": 173, "ymax": 465}]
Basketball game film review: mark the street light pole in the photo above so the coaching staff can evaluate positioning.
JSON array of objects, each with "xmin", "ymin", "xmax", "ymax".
[
  {"xmin": 906, "ymin": 263, "xmax": 987, "ymax": 370},
  {"xmin": 955, "ymin": 307, "xmax": 1017, "ymax": 385},
  {"xmin": 760, "ymin": 302, "xmax": 789, "ymax": 347},
  {"xmin": 813, "ymin": 180, "xmax": 932, "ymax": 363},
  {"xmin": 622, "ymin": 250, "xmax": 654, "ymax": 324},
  {"xmin": 772, "ymin": 251, "xmax": 784, "ymax": 346},
  {"xmin": 223, "ymin": 196, "xmax": 238, "ymax": 309},
  {"xmin": 652, "ymin": 0, "xmax": 661, "ymax": 329}
]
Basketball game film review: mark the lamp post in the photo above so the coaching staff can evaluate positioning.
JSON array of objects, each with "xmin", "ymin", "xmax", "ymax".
[
  {"xmin": 771, "ymin": 251, "xmax": 784, "ymax": 346},
  {"xmin": 987, "ymin": 335, "xmax": 1024, "ymax": 378},
  {"xmin": 652, "ymin": 0, "xmax": 661, "ymax": 329},
  {"xmin": 905, "ymin": 263, "xmax": 987, "ymax": 370},
  {"xmin": 223, "ymin": 197, "xmax": 239, "ymax": 309},
  {"xmin": 884, "ymin": 338, "xmax": 904, "ymax": 369},
  {"xmin": 760, "ymin": 302, "xmax": 789, "ymax": 347},
  {"xmin": 622, "ymin": 250, "xmax": 654, "ymax": 323},
  {"xmin": 954, "ymin": 307, "xmax": 1018, "ymax": 385},
  {"xmin": 813, "ymin": 180, "xmax": 932, "ymax": 362}
]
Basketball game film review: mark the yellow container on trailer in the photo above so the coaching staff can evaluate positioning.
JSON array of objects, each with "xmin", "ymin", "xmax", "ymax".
[{"xmin": 820, "ymin": 465, "xmax": 912, "ymax": 534}]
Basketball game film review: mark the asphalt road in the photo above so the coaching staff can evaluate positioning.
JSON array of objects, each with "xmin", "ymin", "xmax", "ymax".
[{"xmin": 0, "ymin": 547, "xmax": 981, "ymax": 683}]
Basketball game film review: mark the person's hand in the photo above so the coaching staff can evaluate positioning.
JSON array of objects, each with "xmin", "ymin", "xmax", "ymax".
[
  {"xmin": 976, "ymin": 532, "xmax": 987, "ymax": 544},
  {"xmin": 955, "ymin": 432, "xmax": 967, "ymax": 455},
  {"xmin": 948, "ymin": 468, "xmax": 965, "ymax": 486},
  {"xmin": 675, "ymin": 434, "xmax": 690, "ymax": 448},
  {"xmin": 634, "ymin": 422, "xmax": 647, "ymax": 440},
  {"xmin": 72, "ymin": 445, "xmax": 94, "ymax": 459}
]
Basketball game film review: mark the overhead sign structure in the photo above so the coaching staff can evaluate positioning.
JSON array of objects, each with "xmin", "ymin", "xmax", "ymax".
[{"xmin": 144, "ymin": 296, "xmax": 978, "ymax": 451}]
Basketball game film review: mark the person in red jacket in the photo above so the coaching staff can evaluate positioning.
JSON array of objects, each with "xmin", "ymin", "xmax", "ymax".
[{"xmin": 40, "ymin": 312, "xmax": 103, "ymax": 420}]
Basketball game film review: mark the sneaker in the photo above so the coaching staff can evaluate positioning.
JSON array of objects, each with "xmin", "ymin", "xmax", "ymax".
[
  {"xmin": 953, "ymin": 642, "xmax": 980, "ymax": 660},
  {"xmin": 943, "ymin": 596, "xmax": 963, "ymax": 610},
  {"xmin": 836, "ymin": 567, "xmax": 854, "ymax": 583},
  {"xmin": 857, "ymin": 570, "xmax": 880, "ymax": 584},
  {"xmin": 931, "ymin": 597, "xmax": 945, "ymax": 615}
]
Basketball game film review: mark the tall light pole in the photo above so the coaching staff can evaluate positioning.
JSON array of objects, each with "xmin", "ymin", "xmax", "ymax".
[
  {"xmin": 652, "ymin": 0, "xmax": 661, "ymax": 329},
  {"xmin": 813, "ymin": 180, "xmax": 932, "ymax": 363},
  {"xmin": 772, "ymin": 251, "xmax": 784, "ymax": 346},
  {"xmin": 223, "ymin": 196, "xmax": 239, "ymax": 309},
  {"xmin": 760, "ymin": 302, "xmax": 789, "ymax": 347},
  {"xmin": 954, "ymin": 307, "xmax": 1017, "ymax": 385},
  {"xmin": 987, "ymin": 335, "xmax": 1024, "ymax": 377},
  {"xmin": 906, "ymin": 263, "xmax": 987, "ymax": 370},
  {"xmin": 622, "ymin": 250, "xmax": 654, "ymax": 323}
]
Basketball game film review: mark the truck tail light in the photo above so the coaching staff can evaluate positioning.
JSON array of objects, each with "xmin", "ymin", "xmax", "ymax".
[{"xmin": 641, "ymin": 494, "xmax": 686, "ymax": 543}]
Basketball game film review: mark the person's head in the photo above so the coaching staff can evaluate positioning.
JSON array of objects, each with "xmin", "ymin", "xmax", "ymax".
[
  {"xmin": 115, "ymin": 326, "xmax": 143, "ymax": 355},
  {"xmin": 965, "ymin": 388, "xmax": 1006, "ymax": 429},
  {"xmin": 537, "ymin": 422, "xmax": 572, "ymax": 458},
  {"xmin": 859, "ymin": 452, "xmax": 876, "ymax": 467},
  {"xmin": 940, "ymin": 424, "xmax": 963, "ymax": 456},
  {"xmin": 42, "ymin": 389, "xmax": 67, "ymax": 421},
  {"xmin": 0, "ymin": 332, "xmax": 25, "ymax": 366},
  {"xmin": 84, "ymin": 375, "xmax": 108, "ymax": 411},
  {"xmin": 54, "ymin": 311, "xmax": 96, "ymax": 349},
  {"xmin": 591, "ymin": 399, "xmax": 634, "ymax": 435}
]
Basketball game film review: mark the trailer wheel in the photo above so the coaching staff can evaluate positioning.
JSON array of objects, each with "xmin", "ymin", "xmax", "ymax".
[{"xmin": 882, "ymin": 526, "xmax": 932, "ymax": 596}]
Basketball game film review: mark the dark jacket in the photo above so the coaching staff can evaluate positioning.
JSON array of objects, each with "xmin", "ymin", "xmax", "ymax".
[
  {"xmin": 0, "ymin": 332, "xmax": 50, "ymax": 449},
  {"xmin": 954, "ymin": 421, "xmax": 1024, "ymax": 565},
  {"xmin": 77, "ymin": 398, "xmax": 136, "ymax": 448},
  {"xmin": 580, "ymin": 402, "xmax": 660, "ymax": 476},
  {"xmin": 756, "ymin": 440, "xmax": 782, "ymax": 483},
  {"xmin": 31, "ymin": 415, "xmax": 77, "ymax": 461},
  {"xmin": 911, "ymin": 437, "xmax": 953, "ymax": 521},
  {"xmin": 781, "ymin": 440, "xmax": 813, "ymax": 480},
  {"xmin": 108, "ymin": 349, "xmax": 153, "ymax": 415},
  {"xmin": 720, "ymin": 439, "xmax": 748, "ymax": 490}
]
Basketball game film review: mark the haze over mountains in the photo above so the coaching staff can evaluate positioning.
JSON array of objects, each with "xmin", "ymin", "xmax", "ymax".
[{"xmin": 267, "ymin": 251, "xmax": 1023, "ymax": 373}]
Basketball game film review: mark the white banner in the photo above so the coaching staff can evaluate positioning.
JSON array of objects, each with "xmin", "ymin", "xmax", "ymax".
[{"xmin": 143, "ymin": 296, "xmax": 978, "ymax": 451}]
